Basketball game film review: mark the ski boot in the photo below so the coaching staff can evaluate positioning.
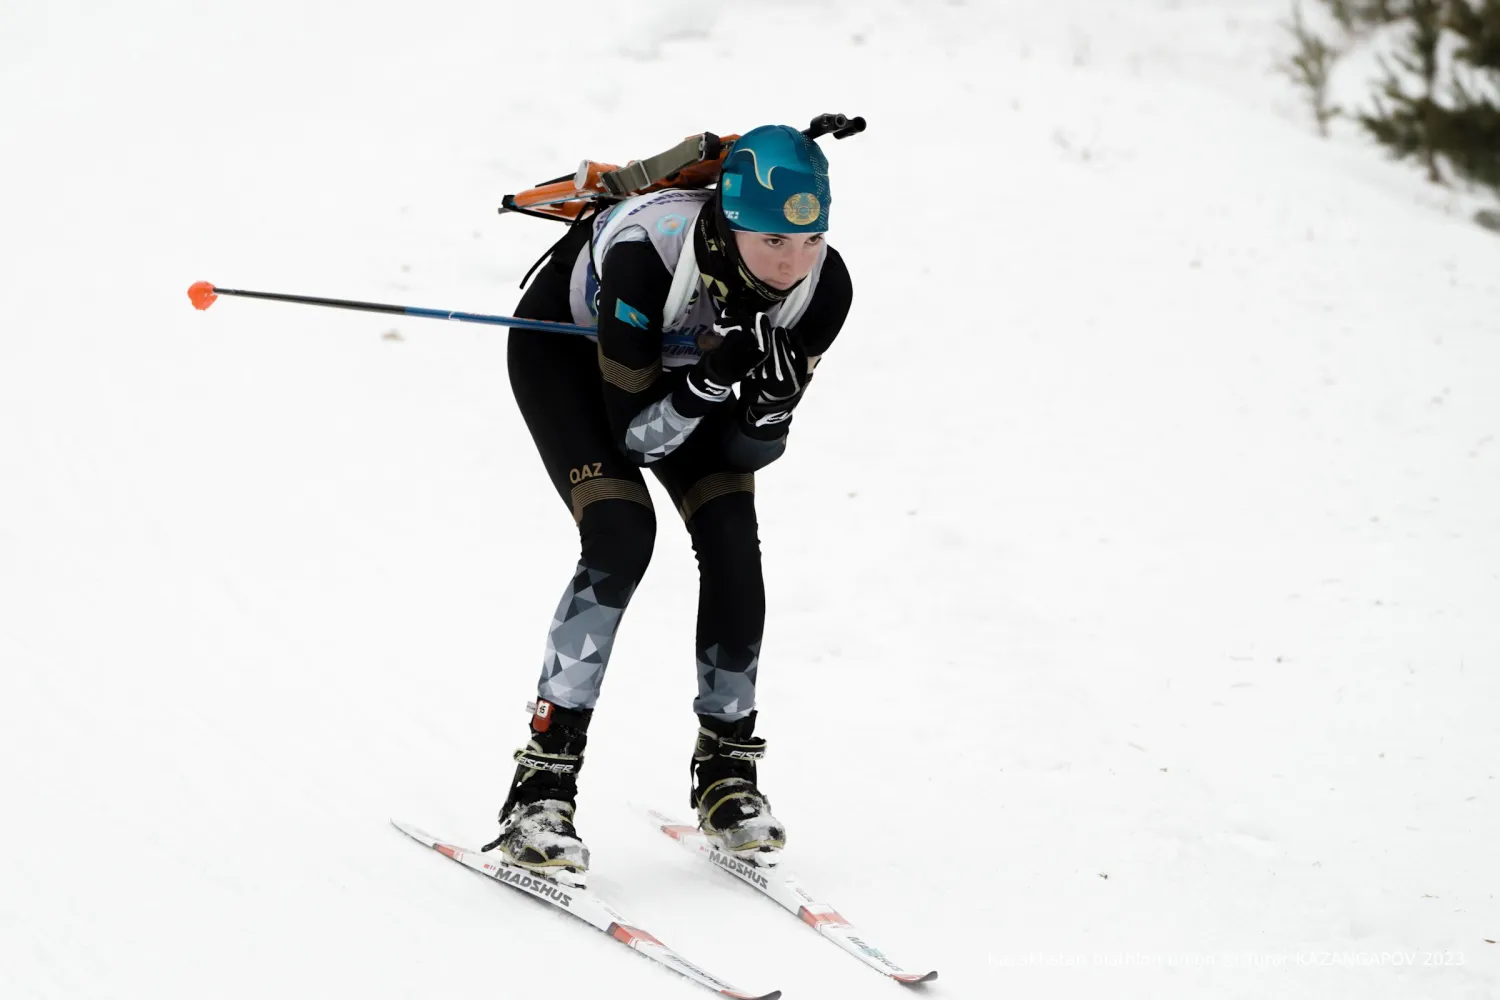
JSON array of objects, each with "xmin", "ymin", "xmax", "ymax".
[
  {"xmin": 690, "ymin": 711, "xmax": 786, "ymax": 865},
  {"xmin": 483, "ymin": 699, "xmax": 591, "ymax": 886}
]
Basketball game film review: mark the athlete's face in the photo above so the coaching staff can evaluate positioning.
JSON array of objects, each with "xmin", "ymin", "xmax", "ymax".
[{"xmin": 734, "ymin": 231, "xmax": 824, "ymax": 290}]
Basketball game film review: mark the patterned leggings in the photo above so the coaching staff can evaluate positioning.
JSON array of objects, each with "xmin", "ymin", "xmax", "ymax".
[{"xmin": 506, "ymin": 254, "xmax": 764, "ymax": 722}]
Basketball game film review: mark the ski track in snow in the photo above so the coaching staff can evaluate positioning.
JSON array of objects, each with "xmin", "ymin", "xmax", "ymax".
[{"xmin": 2, "ymin": 1, "xmax": 1497, "ymax": 998}]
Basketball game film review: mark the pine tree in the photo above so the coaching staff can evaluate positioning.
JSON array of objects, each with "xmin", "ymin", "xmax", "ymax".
[
  {"xmin": 1322, "ymin": 0, "xmax": 1360, "ymax": 35},
  {"xmin": 1358, "ymin": 0, "xmax": 1450, "ymax": 182},
  {"xmin": 1357, "ymin": 0, "xmax": 1403, "ymax": 22},
  {"xmin": 1322, "ymin": 0, "xmax": 1405, "ymax": 31},
  {"xmin": 1442, "ymin": 0, "xmax": 1500, "ymax": 192},
  {"xmin": 1282, "ymin": 3, "xmax": 1344, "ymax": 137}
]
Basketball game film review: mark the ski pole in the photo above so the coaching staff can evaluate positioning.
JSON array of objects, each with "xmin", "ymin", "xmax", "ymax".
[{"xmin": 186, "ymin": 281, "xmax": 597, "ymax": 337}]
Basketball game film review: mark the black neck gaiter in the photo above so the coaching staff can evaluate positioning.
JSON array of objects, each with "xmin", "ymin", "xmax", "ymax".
[{"xmin": 692, "ymin": 200, "xmax": 803, "ymax": 315}]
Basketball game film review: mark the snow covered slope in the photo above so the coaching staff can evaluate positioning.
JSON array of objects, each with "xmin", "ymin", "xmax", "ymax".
[{"xmin": 2, "ymin": 1, "xmax": 1496, "ymax": 998}]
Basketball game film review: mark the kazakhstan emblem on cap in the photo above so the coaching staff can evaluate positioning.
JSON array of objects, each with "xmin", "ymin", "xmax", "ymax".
[{"xmin": 783, "ymin": 192, "xmax": 820, "ymax": 226}]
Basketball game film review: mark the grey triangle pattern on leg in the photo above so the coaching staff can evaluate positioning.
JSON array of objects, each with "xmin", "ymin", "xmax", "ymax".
[
  {"xmin": 538, "ymin": 561, "xmax": 633, "ymax": 710},
  {"xmin": 548, "ymin": 603, "xmax": 623, "ymax": 661},
  {"xmin": 693, "ymin": 640, "xmax": 760, "ymax": 719}
]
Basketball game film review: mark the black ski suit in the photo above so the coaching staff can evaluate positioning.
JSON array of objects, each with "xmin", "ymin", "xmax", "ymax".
[{"xmin": 507, "ymin": 212, "xmax": 852, "ymax": 721}]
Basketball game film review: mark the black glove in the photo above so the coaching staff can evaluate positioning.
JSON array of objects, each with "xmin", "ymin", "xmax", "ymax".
[
  {"xmin": 742, "ymin": 327, "xmax": 809, "ymax": 430},
  {"xmin": 699, "ymin": 309, "xmax": 774, "ymax": 387}
]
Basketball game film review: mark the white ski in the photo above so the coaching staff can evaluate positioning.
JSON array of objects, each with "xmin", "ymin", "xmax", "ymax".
[
  {"xmin": 391, "ymin": 820, "xmax": 779, "ymax": 1000},
  {"xmin": 645, "ymin": 809, "xmax": 938, "ymax": 986}
]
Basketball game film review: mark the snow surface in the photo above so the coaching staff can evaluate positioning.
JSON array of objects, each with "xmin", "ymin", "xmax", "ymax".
[{"xmin": 2, "ymin": 1, "xmax": 1498, "ymax": 998}]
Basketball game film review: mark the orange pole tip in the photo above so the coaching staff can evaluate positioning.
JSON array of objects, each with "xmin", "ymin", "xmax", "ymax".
[{"xmin": 188, "ymin": 281, "xmax": 218, "ymax": 310}]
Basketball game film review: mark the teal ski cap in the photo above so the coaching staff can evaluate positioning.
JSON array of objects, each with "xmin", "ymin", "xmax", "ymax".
[{"xmin": 717, "ymin": 124, "xmax": 831, "ymax": 234}]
